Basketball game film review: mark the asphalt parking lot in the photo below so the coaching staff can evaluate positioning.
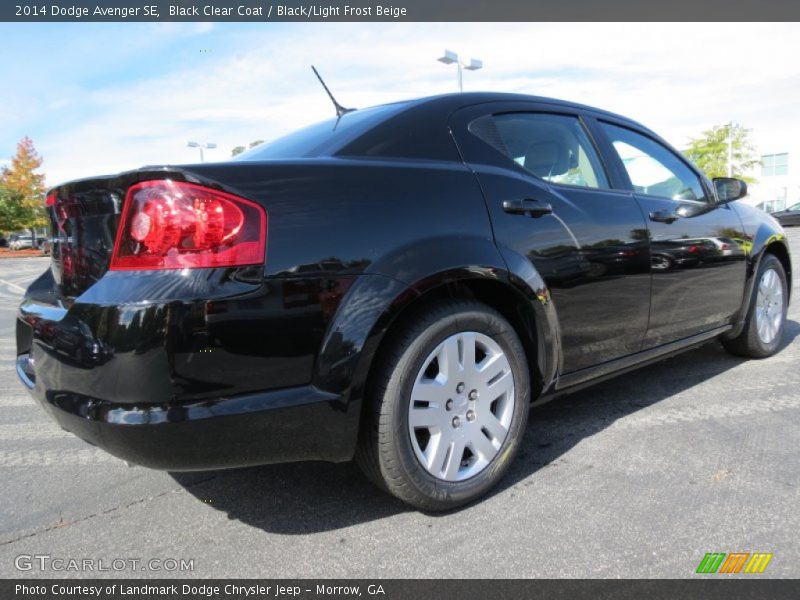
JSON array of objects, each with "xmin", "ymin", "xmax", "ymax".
[{"xmin": 0, "ymin": 232, "xmax": 798, "ymax": 579}]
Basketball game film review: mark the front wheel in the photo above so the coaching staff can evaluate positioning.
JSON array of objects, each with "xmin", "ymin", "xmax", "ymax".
[
  {"xmin": 722, "ymin": 253, "xmax": 788, "ymax": 358},
  {"xmin": 356, "ymin": 300, "xmax": 530, "ymax": 511},
  {"xmin": 651, "ymin": 254, "xmax": 673, "ymax": 271}
]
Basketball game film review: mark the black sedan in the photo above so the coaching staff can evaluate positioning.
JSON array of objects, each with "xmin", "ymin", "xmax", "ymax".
[
  {"xmin": 16, "ymin": 93, "xmax": 792, "ymax": 510},
  {"xmin": 772, "ymin": 202, "xmax": 800, "ymax": 227}
]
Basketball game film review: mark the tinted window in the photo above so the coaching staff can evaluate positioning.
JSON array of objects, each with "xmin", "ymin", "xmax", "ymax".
[
  {"xmin": 236, "ymin": 102, "xmax": 408, "ymax": 160},
  {"xmin": 762, "ymin": 153, "xmax": 789, "ymax": 177},
  {"xmin": 471, "ymin": 113, "xmax": 609, "ymax": 189},
  {"xmin": 601, "ymin": 123, "xmax": 706, "ymax": 202}
]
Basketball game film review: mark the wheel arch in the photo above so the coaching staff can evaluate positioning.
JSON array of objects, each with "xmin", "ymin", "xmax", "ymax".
[
  {"xmin": 763, "ymin": 238, "xmax": 792, "ymax": 299},
  {"xmin": 314, "ymin": 266, "xmax": 558, "ymax": 406},
  {"xmin": 380, "ymin": 273, "xmax": 550, "ymax": 396}
]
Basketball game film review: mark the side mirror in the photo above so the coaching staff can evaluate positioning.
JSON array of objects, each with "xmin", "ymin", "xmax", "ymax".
[{"xmin": 713, "ymin": 177, "xmax": 748, "ymax": 203}]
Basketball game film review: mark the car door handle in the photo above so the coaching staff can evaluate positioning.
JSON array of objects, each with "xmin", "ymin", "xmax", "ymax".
[
  {"xmin": 502, "ymin": 198, "xmax": 553, "ymax": 218},
  {"xmin": 649, "ymin": 210, "xmax": 680, "ymax": 224}
]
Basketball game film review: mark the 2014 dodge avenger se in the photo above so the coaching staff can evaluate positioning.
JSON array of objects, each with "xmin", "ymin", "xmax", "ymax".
[{"xmin": 16, "ymin": 93, "xmax": 792, "ymax": 510}]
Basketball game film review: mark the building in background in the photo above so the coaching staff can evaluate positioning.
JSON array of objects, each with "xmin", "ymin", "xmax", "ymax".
[{"xmin": 744, "ymin": 143, "xmax": 800, "ymax": 213}]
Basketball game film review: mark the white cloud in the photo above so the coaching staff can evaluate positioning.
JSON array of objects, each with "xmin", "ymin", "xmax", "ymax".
[{"xmin": 15, "ymin": 22, "xmax": 800, "ymax": 186}]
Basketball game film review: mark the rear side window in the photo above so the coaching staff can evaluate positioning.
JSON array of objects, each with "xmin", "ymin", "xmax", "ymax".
[
  {"xmin": 600, "ymin": 122, "xmax": 707, "ymax": 202},
  {"xmin": 470, "ymin": 113, "xmax": 609, "ymax": 189}
]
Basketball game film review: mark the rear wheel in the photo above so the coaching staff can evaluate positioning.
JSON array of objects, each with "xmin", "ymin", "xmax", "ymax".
[
  {"xmin": 722, "ymin": 254, "xmax": 788, "ymax": 358},
  {"xmin": 356, "ymin": 300, "xmax": 530, "ymax": 511}
]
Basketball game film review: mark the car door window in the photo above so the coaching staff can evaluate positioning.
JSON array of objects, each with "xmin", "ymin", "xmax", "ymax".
[
  {"xmin": 471, "ymin": 113, "xmax": 609, "ymax": 189},
  {"xmin": 600, "ymin": 122, "xmax": 706, "ymax": 202}
]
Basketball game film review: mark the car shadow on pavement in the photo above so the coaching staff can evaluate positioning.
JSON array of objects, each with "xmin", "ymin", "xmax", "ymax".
[{"xmin": 171, "ymin": 319, "xmax": 799, "ymax": 534}]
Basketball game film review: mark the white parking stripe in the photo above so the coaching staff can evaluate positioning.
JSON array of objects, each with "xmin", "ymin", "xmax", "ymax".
[
  {"xmin": 0, "ymin": 424, "xmax": 71, "ymax": 441},
  {"xmin": 0, "ymin": 277, "xmax": 26, "ymax": 293},
  {"xmin": 612, "ymin": 394, "xmax": 800, "ymax": 429},
  {"xmin": 0, "ymin": 397, "xmax": 36, "ymax": 408},
  {"xmin": 0, "ymin": 449, "xmax": 122, "ymax": 467}
]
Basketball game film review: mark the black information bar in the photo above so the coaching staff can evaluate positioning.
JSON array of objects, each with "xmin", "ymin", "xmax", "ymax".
[
  {"xmin": 4, "ymin": 579, "xmax": 800, "ymax": 600},
  {"xmin": 2, "ymin": 0, "xmax": 800, "ymax": 22}
]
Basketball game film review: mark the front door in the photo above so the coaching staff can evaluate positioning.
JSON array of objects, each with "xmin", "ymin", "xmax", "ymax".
[{"xmin": 593, "ymin": 120, "xmax": 748, "ymax": 347}]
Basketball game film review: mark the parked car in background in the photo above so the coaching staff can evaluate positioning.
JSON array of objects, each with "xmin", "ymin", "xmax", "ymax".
[
  {"xmin": 694, "ymin": 236, "xmax": 737, "ymax": 257},
  {"xmin": 9, "ymin": 234, "xmax": 35, "ymax": 251},
  {"xmin": 39, "ymin": 238, "xmax": 54, "ymax": 255},
  {"xmin": 0, "ymin": 236, "xmax": 8, "ymax": 248},
  {"xmin": 16, "ymin": 92, "xmax": 792, "ymax": 510},
  {"xmin": 772, "ymin": 202, "xmax": 800, "ymax": 227},
  {"xmin": 650, "ymin": 238, "xmax": 716, "ymax": 271}
]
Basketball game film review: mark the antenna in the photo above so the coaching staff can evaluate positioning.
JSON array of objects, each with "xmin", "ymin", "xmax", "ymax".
[{"xmin": 311, "ymin": 65, "xmax": 355, "ymax": 117}]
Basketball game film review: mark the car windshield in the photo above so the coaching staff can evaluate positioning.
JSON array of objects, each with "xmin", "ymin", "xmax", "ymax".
[
  {"xmin": 234, "ymin": 102, "xmax": 409, "ymax": 160},
  {"xmin": 787, "ymin": 202, "xmax": 800, "ymax": 211}
]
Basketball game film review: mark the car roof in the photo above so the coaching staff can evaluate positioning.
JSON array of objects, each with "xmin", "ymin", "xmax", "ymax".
[
  {"xmin": 332, "ymin": 92, "xmax": 661, "ymax": 161},
  {"xmin": 215, "ymin": 91, "xmax": 660, "ymax": 166},
  {"xmin": 395, "ymin": 92, "xmax": 651, "ymax": 131}
]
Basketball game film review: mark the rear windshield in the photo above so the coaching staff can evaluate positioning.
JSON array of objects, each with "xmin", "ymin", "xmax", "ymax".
[{"xmin": 235, "ymin": 102, "xmax": 408, "ymax": 160}]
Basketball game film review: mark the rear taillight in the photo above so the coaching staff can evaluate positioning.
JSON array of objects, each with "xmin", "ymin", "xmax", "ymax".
[{"xmin": 110, "ymin": 180, "xmax": 267, "ymax": 270}]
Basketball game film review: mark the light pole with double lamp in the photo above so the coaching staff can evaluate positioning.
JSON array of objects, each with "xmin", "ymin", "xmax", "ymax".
[
  {"xmin": 437, "ymin": 49, "xmax": 483, "ymax": 92},
  {"xmin": 187, "ymin": 141, "xmax": 217, "ymax": 163}
]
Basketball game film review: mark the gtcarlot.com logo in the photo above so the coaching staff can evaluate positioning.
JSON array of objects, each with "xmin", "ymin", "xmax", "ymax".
[
  {"xmin": 696, "ymin": 552, "xmax": 773, "ymax": 574},
  {"xmin": 15, "ymin": 554, "xmax": 194, "ymax": 573}
]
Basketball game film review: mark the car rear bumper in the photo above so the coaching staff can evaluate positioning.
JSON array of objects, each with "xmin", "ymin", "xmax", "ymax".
[
  {"xmin": 15, "ymin": 267, "xmax": 362, "ymax": 470},
  {"xmin": 16, "ymin": 355, "xmax": 351, "ymax": 469}
]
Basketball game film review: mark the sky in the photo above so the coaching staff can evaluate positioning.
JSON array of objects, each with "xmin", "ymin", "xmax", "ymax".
[{"xmin": 1, "ymin": 22, "xmax": 799, "ymax": 186}]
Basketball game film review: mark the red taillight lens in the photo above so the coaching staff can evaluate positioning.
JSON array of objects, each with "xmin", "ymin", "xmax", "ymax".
[
  {"xmin": 46, "ymin": 192, "xmax": 57, "ymax": 207},
  {"xmin": 110, "ymin": 180, "xmax": 266, "ymax": 270}
]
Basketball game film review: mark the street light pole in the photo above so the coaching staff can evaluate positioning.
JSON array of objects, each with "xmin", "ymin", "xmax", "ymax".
[
  {"xmin": 437, "ymin": 50, "xmax": 483, "ymax": 92},
  {"xmin": 187, "ymin": 141, "xmax": 218, "ymax": 163}
]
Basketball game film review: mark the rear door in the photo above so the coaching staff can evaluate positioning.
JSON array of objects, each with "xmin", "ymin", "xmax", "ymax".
[
  {"xmin": 589, "ymin": 118, "xmax": 748, "ymax": 346},
  {"xmin": 451, "ymin": 102, "xmax": 651, "ymax": 374}
]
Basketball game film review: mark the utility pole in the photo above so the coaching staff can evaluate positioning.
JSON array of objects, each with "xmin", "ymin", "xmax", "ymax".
[{"xmin": 727, "ymin": 122, "xmax": 735, "ymax": 177}]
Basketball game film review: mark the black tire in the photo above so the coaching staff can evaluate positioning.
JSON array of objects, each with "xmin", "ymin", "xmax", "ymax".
[
  {"xmin": 722, "ymin": 253, "xmax": 788, "ymax": 358},
  {"xmin": 355, "ymin": 299, "xmax": 530, "ymax": 511}
]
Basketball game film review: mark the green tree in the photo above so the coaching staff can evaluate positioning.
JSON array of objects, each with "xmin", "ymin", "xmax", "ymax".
[
  {"xmin": 0, "ymin": 137, "xmax": 47, "ymax": 240},
  {"xmin": 231, "ymin": 139, "xmax": 265, "ymax": 157},
  {"xmin": 0, "ymin": 186, "xmax": 28, "ymax": 233},
  {"xmin": 684, "ymin": 124, "xmax": 759, "ymax": 182}
]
